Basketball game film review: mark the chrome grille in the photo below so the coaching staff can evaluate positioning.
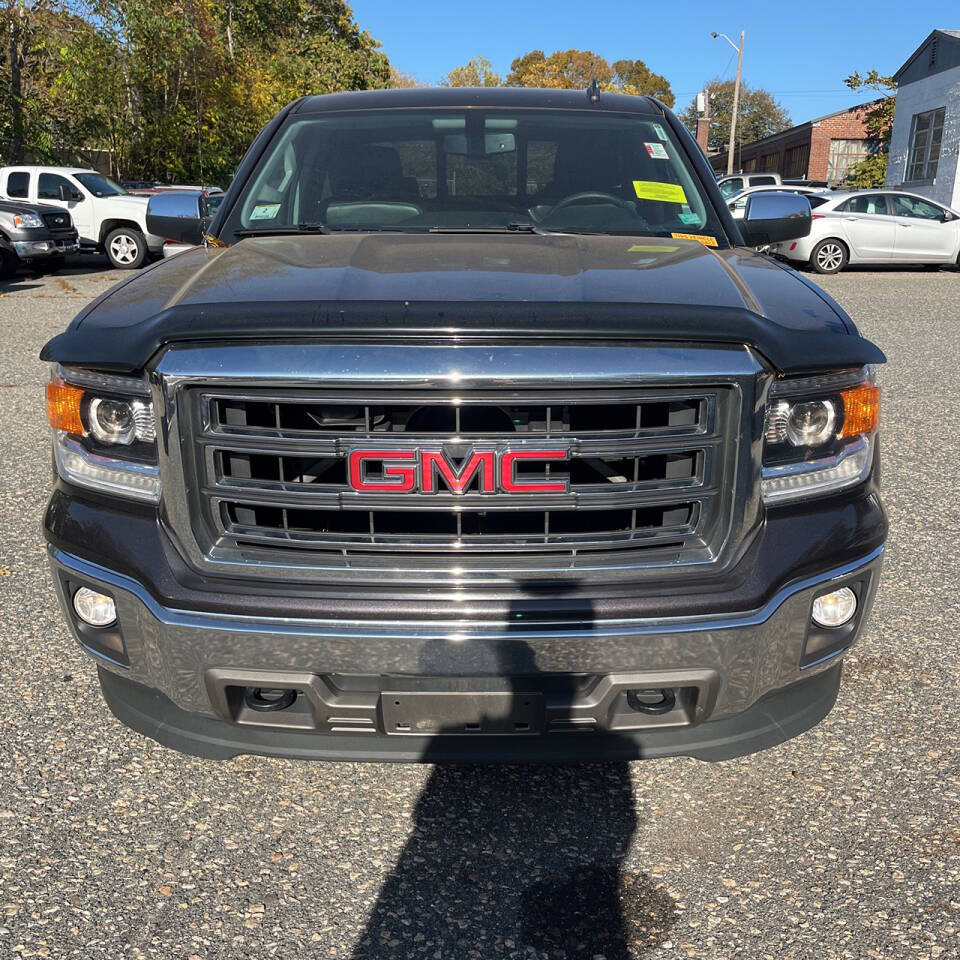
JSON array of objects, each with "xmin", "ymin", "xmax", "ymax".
[{"xmin": 156, "ymin": 342, "xmax": 760, "ymax": 585}]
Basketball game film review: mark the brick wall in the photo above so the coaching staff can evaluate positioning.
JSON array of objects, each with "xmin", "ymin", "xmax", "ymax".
[{"xmin": 708, "ymin": 102, "xmax": 886, "ymax": 183}]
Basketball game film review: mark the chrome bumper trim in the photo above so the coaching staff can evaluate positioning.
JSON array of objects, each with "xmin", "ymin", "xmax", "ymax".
[{"xmin": 50, "ymin": 545, "xmax": 883, "ymax": 721}]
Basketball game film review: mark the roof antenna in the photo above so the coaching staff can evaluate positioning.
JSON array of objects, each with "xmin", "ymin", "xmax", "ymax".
[{"xmin": 587, "ymin": 78, "xmax": 600, "ymax": 104}]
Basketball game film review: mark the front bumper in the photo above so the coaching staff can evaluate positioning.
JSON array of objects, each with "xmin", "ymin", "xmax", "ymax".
[
  {"xmin": 48, "ymin": 542, "xmax": 883, "ymax": 762},
  {"xmin": 13, "ymin": 238, "xmax": 79, "ymax": 259}
]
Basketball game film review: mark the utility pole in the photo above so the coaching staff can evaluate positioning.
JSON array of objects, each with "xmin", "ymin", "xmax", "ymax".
[{"xmin": 712, "ymin": 30, "xmax": 745, "ymax": 175}]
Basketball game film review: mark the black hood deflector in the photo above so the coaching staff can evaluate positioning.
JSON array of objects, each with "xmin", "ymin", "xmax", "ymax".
[{"xmin": 42, "ymin": 299, "xmax": 885, "ymax": 376}]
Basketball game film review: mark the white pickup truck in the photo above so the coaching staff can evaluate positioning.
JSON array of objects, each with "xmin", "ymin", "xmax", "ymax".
[{"xmin": 0, "ymin": 166, "xmax": 163, "ymax": 269}]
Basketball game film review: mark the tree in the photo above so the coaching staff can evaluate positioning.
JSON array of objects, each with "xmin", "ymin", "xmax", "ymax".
[
  {"xmin": 1, "ymin": 0, "xmax": 393, "ymax": 181},
  {"xmin": 389, "ymin": 65, "xmax": 418, "ymax": 88},
  {"xmin": 504, "ymin": 49, "xmax": 674, "ymax": 105},
  {"xmin": 611, "ymin": 58, "xmax": 674, "ymax": 107},
  {"xmin": 680, "ymin": 78, "xmax": 790, "ymax": 153},
  {"xmin": 442, "ymin": 55, "xmax": 500, "ymax": 87},
  {"xmin": 842, "ymin": 69, "xmax": 896, "ymax": 188},
  {"xmin": 506, "ymin": 48, "xmax": 611, "ymax": 89}
]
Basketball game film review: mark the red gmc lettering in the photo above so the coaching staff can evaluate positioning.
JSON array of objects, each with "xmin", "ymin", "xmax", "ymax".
[
  {"xmin": 421, "ymin": 450, "xmax": 495, "ymax": 494},
  {"xmin": 499, "ymin": 450, "xmax": 570, "ymax": 493},
  {"xmin": 348, "ymin": 449, "xmax": 417, "ymax": 492},
  {"xmin": 347, "ymin": 449, "xmax": 570, "ymax": 494}
]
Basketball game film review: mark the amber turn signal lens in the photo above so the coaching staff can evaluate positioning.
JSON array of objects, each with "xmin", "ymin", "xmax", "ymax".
[
  {"xmin": 46, "ymin": 380, "xmax": 85, "ymax": 435},
  {"xmin": 839, "ymin": 383, "xmax": 879, "ymax": 439}
]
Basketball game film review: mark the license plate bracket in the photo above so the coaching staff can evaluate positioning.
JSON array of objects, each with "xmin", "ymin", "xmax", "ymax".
[{"xmin": 381, "ymin": 691, "xmax": 544, "ymax": 736}]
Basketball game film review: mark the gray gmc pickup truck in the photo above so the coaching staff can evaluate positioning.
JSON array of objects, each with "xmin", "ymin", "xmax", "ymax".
[{"xmin": 41, "ymin": 87, "xmax": 886, "ymax": 762}]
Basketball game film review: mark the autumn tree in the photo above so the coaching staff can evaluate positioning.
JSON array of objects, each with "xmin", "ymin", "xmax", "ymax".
[
  {"xmin": 842, "ymin": 69, "xmax": 896, "ymax": 188},
  {"xmin": 1, "ymin": 0, "xmax": 393, "ymax": 182},
  {"xmin": 389, "ymin": 65, "xmax": 418, "ymax": 88},
  {"xmin": 442, "ymin": 55, "xmax": 500, "ymax": 87},
  {"xmin": 680, "ymin": 78, "xmax": 790, "ymax": 153},
  {"xmin": 611, "ymin": 59, "xmax": 674, "ymax": 106},
  {"xmin": 504, "ymin": 49, "xmax": 674, "ymax": 105}
]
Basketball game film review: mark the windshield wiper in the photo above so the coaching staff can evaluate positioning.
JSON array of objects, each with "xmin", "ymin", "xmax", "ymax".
[
  {"xmin": 427, "ymin": 222, "xmax": 549, "ymax": 235},
  {"xmin": 234, "ymin": 222, "xmax": 333, "ymax": 237}
]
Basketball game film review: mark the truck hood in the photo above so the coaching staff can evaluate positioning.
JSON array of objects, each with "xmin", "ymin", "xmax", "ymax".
[
  {"xmin": 41, "ymin": 233, "xmax": 884, "ymax": 374},
  {"xmin": 95, "ymin": 194, "xmax": 149, "ymax": 218}
]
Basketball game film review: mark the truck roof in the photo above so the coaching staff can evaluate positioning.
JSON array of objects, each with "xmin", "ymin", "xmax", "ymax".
[{"xmin": 296, "ymin": 86, "xmax": 664, "ymax": 116}]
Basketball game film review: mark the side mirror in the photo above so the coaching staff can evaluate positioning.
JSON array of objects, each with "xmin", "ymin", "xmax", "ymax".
[
  {"xmin": 146, "ymin": 192, "xmax": 205, "ymax": 245},
  {"xmin": 739, "ymin": 192, "xmax": 812, "ymax": 247},
  {"xmin": 59, "ymin": 184, "xmax": 83, "ymax": 202}
]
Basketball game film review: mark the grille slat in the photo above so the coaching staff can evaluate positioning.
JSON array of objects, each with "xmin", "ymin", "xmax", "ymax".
[{"xmin": 182, "ymin": 384, "xmax": 738, "ymax": 574}]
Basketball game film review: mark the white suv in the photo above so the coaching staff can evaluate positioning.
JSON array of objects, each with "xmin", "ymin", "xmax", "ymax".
[{"xmin": 0, "ymin": 166, "xmax": 164, "ymax": 269}]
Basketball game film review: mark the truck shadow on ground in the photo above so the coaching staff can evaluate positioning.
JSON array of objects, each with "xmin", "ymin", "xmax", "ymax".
[{"xmin": 351, "ymin": 610, "xmax": 677, "ymax": 958}]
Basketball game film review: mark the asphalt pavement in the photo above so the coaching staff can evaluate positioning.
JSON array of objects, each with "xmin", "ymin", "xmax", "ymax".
[{"xmin": 0, "ymin": 257, "xmax": 957, "ymax": 959}]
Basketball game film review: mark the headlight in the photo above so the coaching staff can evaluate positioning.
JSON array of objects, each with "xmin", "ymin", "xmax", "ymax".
[
  {"xmin": 13, "ymin": 212, "xmax": 44, "ymax": 229},
  {"xmin": 761, "ymin": 367, "xmax": 879, "ymax": 505},
  {"xmin": 46, "ymin": 365, "xmax": 160, "ymax": 503}
]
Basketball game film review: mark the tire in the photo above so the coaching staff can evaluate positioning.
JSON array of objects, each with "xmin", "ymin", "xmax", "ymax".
[
  {"xmin": 810, "ymin": 239, "xmax": 848, "ymax": 275},
  {"xmin": 105, "ymin": 227, "xmax": 147, "ymax": 269}
]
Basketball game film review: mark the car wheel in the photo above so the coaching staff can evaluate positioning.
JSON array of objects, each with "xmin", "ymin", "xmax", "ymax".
[
  {"xmin": 810, "ymin": 239, "xmax": 848, "ymax": 274},
  {"xmin": 105, "ymin": 228, "xmax": 147, "ymax": 269}
]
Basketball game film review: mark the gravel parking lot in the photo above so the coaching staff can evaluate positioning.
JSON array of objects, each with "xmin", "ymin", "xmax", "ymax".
[{"xmin": 1, "ymin": 258, "xmax": 958, "ymax": 959}]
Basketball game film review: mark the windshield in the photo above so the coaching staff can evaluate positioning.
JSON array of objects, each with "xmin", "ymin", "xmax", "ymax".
[
  {"xmin": 74, "ymin": 173, "xmax": 127, "ymax": 198},
  {"xmin": 718, "ymin": 178, "xmax": 743, "ymax": 200},
  {"xmin": 221, "ymin": 108, "xmax": 726, "ymax": 244}
]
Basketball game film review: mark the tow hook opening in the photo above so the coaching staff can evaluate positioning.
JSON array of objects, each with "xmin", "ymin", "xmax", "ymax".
[
  {"xmin": 243, "ymin": 687, "xmax": 298, "ymax": 712},
  {"xmin": 626, "ymin": 687, "xmax": 678, "ymax": 715}
]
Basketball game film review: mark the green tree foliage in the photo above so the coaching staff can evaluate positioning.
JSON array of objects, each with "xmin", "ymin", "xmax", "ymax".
[
  {"xmin": 680, "ymin": 78, "xmax": 790, "ymax": 152},
  {"xmin": 842, "ymin": 69, "xmax": 896, "ymax": 188},
  {"xmin": 1, "ymin": 0, "xmax": 391, "ymax": 183},
  {"xmin": 442, "ymin": 55, "xmax": 500, "ymax": 88},
  {"xmin": 505, "ymin": 48, "xmax": 674, "ymax": 105},
  {"xmin": 611, "ymin": 59, "xmax": 674, "ymax": 107}
]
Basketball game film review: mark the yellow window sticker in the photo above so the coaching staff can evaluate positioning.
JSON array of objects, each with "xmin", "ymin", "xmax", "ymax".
[
  {"xmin": 633, "ymin": 181, "xmax": 687, "ymax": 204},
  {"xmin": 671, "ymin": 232, "xmax": 719, "ymax": 248},
  {"xmin": 628, "ymin": 244, "xmax": 681, "ymax": 253}
]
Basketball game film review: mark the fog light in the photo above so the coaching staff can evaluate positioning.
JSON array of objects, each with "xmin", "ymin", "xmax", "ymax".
[
  {"xmin": 73, "ymin": 587, "xmax": 117, "ymax": 627},
  {"xmin": 811, "ymin": 587, "xmax": 857, "ymax": 628}
]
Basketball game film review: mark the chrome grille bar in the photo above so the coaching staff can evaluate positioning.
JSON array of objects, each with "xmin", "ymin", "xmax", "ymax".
[{"xmin": 153, "ymin": 342, "xmax": 763, "ymax": 586}]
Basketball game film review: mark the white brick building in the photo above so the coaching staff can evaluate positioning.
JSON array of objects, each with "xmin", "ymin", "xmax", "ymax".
[{"xmin": 886, "ymin": 29, "xmax": 960, "ymax": 209}]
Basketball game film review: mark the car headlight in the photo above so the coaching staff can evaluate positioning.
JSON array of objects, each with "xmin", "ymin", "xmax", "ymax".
[
  {"xmin": 13, "ymin": 212, "xmax": 44, "ymax": 229},
  {"xmin": 761, "ymin": 367, "xmax": 879, "ymax": 504},
  {"xmin": 46, "ymin": 364, "xmax": 160, "ymax": 503}
]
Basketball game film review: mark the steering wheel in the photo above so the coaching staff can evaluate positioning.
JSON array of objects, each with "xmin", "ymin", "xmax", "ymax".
[{"xmin": 546, "ymin": 191, "xmax": 634, "ymax": 213}]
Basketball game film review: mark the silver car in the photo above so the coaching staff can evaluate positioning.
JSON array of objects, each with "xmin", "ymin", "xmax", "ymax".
[{"xmin": 768, "ymin": 189, "xmax": 960, "ymax": 274}]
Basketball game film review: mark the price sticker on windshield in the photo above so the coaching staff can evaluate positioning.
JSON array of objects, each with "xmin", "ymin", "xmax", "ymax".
[{"xmin": 633, "ymin": 181, "xmax": 687, "ymax": 204}]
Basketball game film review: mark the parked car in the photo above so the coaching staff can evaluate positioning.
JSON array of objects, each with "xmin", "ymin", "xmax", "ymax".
[
  {"xmin": 728, "ymin": 185, "xmax": 831, "ymax": 220},
  {"xmin": 783, "ymin": 178, "xmax": 828, "ymax": 188},
  {"xmin": 0, "ymin": 197, "xmax": 79, "ymax": 278},
  {"xmin": 41, "ymin": 86, "xmax": 886, "ymax": 764},
  {"xmin": 768, "ymin": 189, "xmax": 960, "ymax": 273},
  {"xmin": 0, "ymin": 166, "xmax": 164, "ymax": 269},
  {"xmin": 717, "ymin": 171, "xmax": 781, "ymax": 199}
]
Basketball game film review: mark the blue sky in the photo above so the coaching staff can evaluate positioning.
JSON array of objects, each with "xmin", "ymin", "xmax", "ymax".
[{"xmin": 352, "ymin": 0, "xmax": 956, "ymax": 125}]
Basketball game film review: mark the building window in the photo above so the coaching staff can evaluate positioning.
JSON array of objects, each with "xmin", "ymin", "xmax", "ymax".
[
  {"xmin": 783, "ymin": 143, "xmax": 810, "ymax": 179},
  {"xmin": 906, "ymin": 107, "xmax": 945, "ymax": 183},
  {"xmin": 827, "ymin": 139, "xmax": 881, "ymax": 183}
]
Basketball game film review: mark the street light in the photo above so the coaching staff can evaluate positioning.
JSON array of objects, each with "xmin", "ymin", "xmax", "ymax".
[{"xmin": 712, "ymin": 29, "xmax": 744, "ymax": 176}]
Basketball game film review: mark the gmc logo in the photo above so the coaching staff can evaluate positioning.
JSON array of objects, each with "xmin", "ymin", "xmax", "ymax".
[{"xmin": 348, "ymin": 448, "xmax": 570, "ymax": 494}]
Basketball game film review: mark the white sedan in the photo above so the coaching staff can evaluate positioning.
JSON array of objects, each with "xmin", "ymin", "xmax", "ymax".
[{"xmin": 766, "ymin": 189, "xmax": 960, "ymax": 274}]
